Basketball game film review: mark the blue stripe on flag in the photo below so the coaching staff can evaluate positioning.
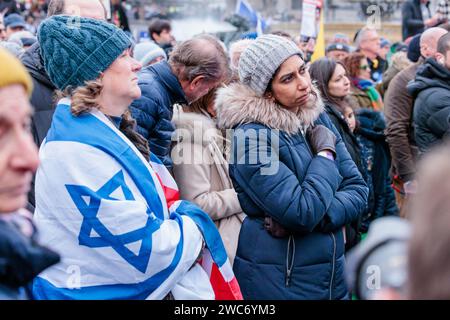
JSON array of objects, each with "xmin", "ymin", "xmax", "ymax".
[
  {"xmin": 173, "ymin": 201, "xmax": 228, "ymax": 268},
  {"xmin": 32, "ymin": 214, "xmax": 186, "ymax": 300},
  {"xmin": 46, "ymin": 104, "xmax": 165, "ymax": 220}
]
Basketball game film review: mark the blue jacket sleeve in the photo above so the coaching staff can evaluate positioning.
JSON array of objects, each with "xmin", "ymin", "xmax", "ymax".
[
  {"xmin": 318, "ymin": 116, "xmax": 369, "ymax": 232},
  {"xmin": 230, "ymin": 127, "xmax": 344, "ymax": 234}
]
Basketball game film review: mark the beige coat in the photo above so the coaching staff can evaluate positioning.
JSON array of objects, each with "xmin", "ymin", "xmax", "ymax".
[{"xmin": 171, "ymin": 106, "xmax": 245, "ymax": 265}]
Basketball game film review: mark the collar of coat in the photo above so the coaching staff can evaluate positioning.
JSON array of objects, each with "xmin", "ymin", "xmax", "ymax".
[
  {"xmin": 150, "ymin": 60, "xmax": 188, "ymax": 105},
  {"xmin": 214, "ymin": 82, "xmax": 324, "ymax": 135},
  {"xmin": 172, "ymin": 105, "xmax": 220, "ymax": 146}
]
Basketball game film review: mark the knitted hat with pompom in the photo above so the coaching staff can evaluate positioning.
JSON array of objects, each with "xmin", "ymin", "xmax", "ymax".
[{"xmin": 38, "ymin": 15, "xmax": 132, "ymax": 90}]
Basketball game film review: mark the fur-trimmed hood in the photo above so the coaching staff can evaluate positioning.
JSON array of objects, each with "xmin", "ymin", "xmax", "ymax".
[{"xmin": 214, "ymin": 82, "xmax": 325, "ymax": 135}]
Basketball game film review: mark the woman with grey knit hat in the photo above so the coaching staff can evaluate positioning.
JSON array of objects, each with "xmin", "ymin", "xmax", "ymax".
[
  {"xmin": 32, "ymin": 15, "xmax": 234, "ymax": 300},
  {"xmin": 215, "ymin": 35, "xmax": 368, "ymax": 299}
]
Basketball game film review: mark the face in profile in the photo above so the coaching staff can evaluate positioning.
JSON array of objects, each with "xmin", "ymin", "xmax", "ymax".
[
  {"xmin": 100, "ymin": 49, "xmax": 142, "ymax": 109},
  {"xmin": 359, "ymin": 58, "xmax": 372, "ymax": 80},
  {"xmin": 0, "ymin": 84, "xmax": 39, "ymax": 213}
]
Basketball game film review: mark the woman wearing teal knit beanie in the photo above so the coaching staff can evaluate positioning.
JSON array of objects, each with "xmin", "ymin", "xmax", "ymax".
[{"xmin": 33, "ymin": 16, "xmax": 217, "ymax": 300}]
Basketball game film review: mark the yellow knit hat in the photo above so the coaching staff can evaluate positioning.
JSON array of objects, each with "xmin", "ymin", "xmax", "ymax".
[{"xmin": 0, "ymin": 47, "xmax": 33, "ymax": 96}]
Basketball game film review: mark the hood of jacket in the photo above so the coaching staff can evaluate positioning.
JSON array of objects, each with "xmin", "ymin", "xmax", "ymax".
[
  {"xmin": 215, "ymin": 82, "xmax": 325, "ymax": 135},
  {"xmin": 172, "ymin": 105, "xmax": 221, "ymax": 146},
  {"xmin": 20, "ymin": 42, "xmax": 55, "ymax": 89},
  {"xmin": 148, "ymin": 60, "xmax": 187, "ymax": 105},
  {"xmin": 391, "ymin": 52, "xmax": 414, "ymax": 71},
  {"xmin": 407, "ymin": 58, "xmax": 450, "ymax": 98},
  {"xmin": 355, "ymin": 108, "xmax": 386, "ymax": 140}
]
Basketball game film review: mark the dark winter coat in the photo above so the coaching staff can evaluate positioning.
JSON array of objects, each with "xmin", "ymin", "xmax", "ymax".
[
  {"xmin": 215, "ymin": 83, "xmax": 368, "ymax": 300},
  {"xmin": 368, "ymin": 56, "xmax": 388, "ymax": 84},
  {"xmin": 325, "ymin": 103, "xmax": 363, "ymax": 173},
  {"xmin": 111, "ymin": 3, "xmax": 130, "ymax": 32},
  {"xmin": 355, "ymin": 109, "xmax": 399, "ymax": 232},
  {"xmin": 408, "ymin": 58, "xmax": 450, "ymax": 153},
  {"xmin": 324, "ymin": 103, "xmax": 364, "ymax": 251},
  {"xmin": 0, "ymin": 0, "xmax": 19, "ymax": 16},
  {"xmin": 21, "ymin": 43, "xmax": 57, "ymax": 147},
  {"xmin": 130, "ymin": 61, "xmax": 187, "ymax": 168},
  {"xmin": 0, "ymin": 212, "xmax": 60, "ymax": 299},
  {"xmin": 401, "ymin": 0, "xmax": 428, "ymax": 40},
  {"xmin": 21, "ymin": 42, "xmax": 57, "ymax": 209}
]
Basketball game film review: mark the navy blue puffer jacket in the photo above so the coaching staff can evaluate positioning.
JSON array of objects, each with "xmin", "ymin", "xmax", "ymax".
[
  {"xmin": 215, "ymin": 83, "xmax": 368, "ymax": 300},
  {"xmin": 130, "ymin": 61, "xmax": 187, "ymax": 168}
]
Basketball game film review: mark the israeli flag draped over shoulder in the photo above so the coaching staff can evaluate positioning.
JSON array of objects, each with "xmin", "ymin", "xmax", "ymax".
[{"xmin": 32, "ymin": 99, "xmax": 243, "ymax": 300}]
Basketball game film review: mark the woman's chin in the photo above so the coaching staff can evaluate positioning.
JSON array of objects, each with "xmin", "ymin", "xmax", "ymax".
[{"xmin": 131, "ymin": 87, "xmax": 142, "ymax": 100}]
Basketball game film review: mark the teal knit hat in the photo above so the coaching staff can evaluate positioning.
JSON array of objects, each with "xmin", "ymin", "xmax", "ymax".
[{"xmin": 38, "ymin": 15, "xmax": 132, "ymax": 90}]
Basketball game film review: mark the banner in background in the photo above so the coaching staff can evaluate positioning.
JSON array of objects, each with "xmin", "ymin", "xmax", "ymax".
[
  {"xmin": 100, "ymin": 0, "xmax": 111, "ymax": 20},
  {"xmin": 300, "ymin": 0, "xmax": 325, "ymax": 62}
]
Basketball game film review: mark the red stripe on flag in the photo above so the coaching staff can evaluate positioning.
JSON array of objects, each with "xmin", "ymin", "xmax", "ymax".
[{"xmin": 210, "ymin": 262, "xmax": 243, "ymax": 300}]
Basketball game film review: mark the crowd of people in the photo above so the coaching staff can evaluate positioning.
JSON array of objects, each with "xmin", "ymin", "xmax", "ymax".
[{"xmin": 0, "ymin": 0, "xmax": 450, "ymax": 300}]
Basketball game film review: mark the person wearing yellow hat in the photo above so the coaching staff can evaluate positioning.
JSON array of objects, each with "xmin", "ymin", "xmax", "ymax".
[
  {"xmin": 0, "ymin": 46, "xmax": 32, "ymax": 95},
  {"xmin": 0, "ymin": 47, "xmax": 60, "ymax": 300}
]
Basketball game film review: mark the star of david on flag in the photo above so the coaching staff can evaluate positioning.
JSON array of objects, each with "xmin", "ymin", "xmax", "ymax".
[{"xmin": 66, "ymin": 170, "xmax": 158, "ymax": 274}]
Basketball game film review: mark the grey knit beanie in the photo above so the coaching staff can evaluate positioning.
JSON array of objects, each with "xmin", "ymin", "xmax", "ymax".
[
  {"xmin": 38, "ymin": 15, "xmax": 132, "ymax": 90},
  {"xmin": 238, "ymin": 35, "xmax": 303, "ymax": 96}
]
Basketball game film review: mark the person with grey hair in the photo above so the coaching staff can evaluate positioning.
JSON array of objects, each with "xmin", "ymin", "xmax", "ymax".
[
  {"xmin": 130, "ymin": 34, "xmax": 229, "ymax": 169},
  {"xmin": 354, "ymin": 27, "xmax": 387, "ymax": 83},
  {"xmin": 214, "ymin": 35, "xmax": 368, "ymax": 299},
  {"xmin": 20, "ymin": 0, "xmax": 107, "ymax": 210},
  {"xmin": 228, "ymin": 38, "xmax": 253, "ymax": 80}
]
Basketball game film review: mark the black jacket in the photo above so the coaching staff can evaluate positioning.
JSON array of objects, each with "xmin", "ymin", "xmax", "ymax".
[
  {"xmin": 325, "ymin": 103, "xmax": 364, "ymax": 250},
  {"xmin": 408, "ymin": 58, "xmax": 450, "ymax": 153},
  {"xmin": 325, "ymin": 103, "xmax": 363, "ymax": 173},
  {"xmin": 402, "ymin": 0, "xmax": 430, "ymax": 40},
  {"xmin": 355, "ymin": 109, "xmax": 399, "ymax": 231},
  {"xmin": 0, "ymin": 0, "xmax": 19, "ymax": 16},
  {"xmin": 21, "ymin": 42, "xmax": 57, "ymax": 147},
  {"xmin": 21, "ymin": 43, "xmax": 57, "ymax": 209},
  {"xmin": 0, "ymin": 213, "xmax": 60, "ymax": 299}
]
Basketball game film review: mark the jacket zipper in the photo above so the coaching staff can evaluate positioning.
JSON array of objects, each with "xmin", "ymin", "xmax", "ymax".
[
  {"xmin": 329, "ymin": 232, "xmax": 337, "ymax": 300},
  {"xmin": 285, "ymin": 235, "xmax": 295, "ymax": 287},
  {"xmin": 282, "ymin": 131, "xmax": 312, "ymax": 288}
]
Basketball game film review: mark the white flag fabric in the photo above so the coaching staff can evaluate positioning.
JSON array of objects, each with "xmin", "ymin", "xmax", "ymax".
[{"xmin": 32, "ymin": 99, "xmax": 222, "ymax": 299}]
